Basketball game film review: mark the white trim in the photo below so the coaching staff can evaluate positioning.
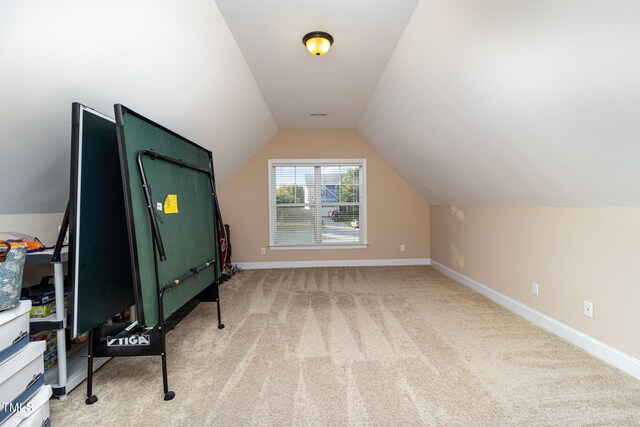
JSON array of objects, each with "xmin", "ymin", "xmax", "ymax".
[
  {"xmin": 268, "ymin": 161, "xmax": 275, "ymax": 246},
  {"xmin": 236, "ymin": 258, "xmax": 431, "ymax": 269},
  {"xmin": 430, "ymin": 260, "xmax": 640, "ymax": 380},
  {"xmin": 268, "ymin": 158, "xmax": 368, "ymax": 247},
  {"xmin": 270, "ymin": 244, "xmax": 368, "ymax": 250},
  {"xmin": 270, "ymin": 158, "xmax": 367, "ymax": 166},
  {"xmin": 360, "ymin": 159, "xmax": 368, "ymax": 244},
  {"xmin": 73, "ymin": 108, "xmax": 83, "ymax": 337},
  {"xmin": 81, "ymin": 104, "xmax": 116, "ymax": 123}
]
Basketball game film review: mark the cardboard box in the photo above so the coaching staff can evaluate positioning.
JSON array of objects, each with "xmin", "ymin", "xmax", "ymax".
[
  {"xmin": 0, "ymin": 342, "xmax": 46, "ymax": 424},
  {"xmin": 29, "ymin": 302, "xmax": 55, "ymax": 318},
  {"xmin": 29, "ymin": 330, "xmax": 57, "ymax": 371},
  {"xmin": 21, "ymin": 276, "xmax": 67, "ymax": 318},
  {"xmin": 0, "ymin": 300, "xmax": 31, "ymax": 361},
  {"xmin": 3, "ymin": 384, "xmax": 51, "ymax": 427}
]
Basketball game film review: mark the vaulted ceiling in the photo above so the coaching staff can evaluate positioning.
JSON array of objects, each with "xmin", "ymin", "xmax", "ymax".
[
  {"xmin": 358, "ymin": 0, "xmax": 640, "ymax": 206},
  {"xmin": 215, "ymin": 0, "xmax": 418, "ymax": 129},
  {"xmin": 1, "ymin": 0, "xmax": 639, "ymax": 215}
]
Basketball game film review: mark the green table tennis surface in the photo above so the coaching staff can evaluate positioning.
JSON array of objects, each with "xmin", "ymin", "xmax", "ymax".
[{"xmin": 118, "ymin": 106, "xmax": 221, "ymax": 327}]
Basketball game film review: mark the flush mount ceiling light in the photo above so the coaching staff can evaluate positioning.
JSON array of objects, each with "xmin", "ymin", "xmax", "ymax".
[{"xmin": 302, "ymin": 31, "xmax": 334, "ymax": 56}]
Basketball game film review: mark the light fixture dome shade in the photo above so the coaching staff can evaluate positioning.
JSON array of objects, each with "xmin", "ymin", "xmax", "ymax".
[{"xmin": 303, "ymin": 31, "xmax": 333, "ymax": 56}]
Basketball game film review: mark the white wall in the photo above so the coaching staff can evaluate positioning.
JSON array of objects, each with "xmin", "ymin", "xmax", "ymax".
[{"xmin": 0, "ymin": 0, "xmax": 277, "ymax": 214}]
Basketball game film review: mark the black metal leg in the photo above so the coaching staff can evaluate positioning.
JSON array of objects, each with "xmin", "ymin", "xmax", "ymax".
[
  {"xmin": 85, "ymin": 328, "xmax": 98, "ymax": 405},
  {"xmin": 159, "ymin": 323, "xmax": 175, "ymax": 401},
  {"xmin": 216, "ymin": 296, "xmax": 224, "ymax": 330}
]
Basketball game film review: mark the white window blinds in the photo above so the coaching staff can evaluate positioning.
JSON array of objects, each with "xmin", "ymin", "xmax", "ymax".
[{"xmin": 269, "ymin": 159, "xmax": 367, "ymax": 248}]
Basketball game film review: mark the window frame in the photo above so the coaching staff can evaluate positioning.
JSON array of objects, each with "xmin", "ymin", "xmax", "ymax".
[{"xmin": 268, "ymin": 158, "xmax": 368, "ymax": 250}]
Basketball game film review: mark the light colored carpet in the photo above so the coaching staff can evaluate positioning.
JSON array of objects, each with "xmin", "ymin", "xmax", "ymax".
[{"xmin": 51, "ymin": 266, "xmax": 640, "ymax": 426}]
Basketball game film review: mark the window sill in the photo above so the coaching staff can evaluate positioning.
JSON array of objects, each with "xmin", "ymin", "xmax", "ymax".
[{"xmin": 269, "ymin": 244, "xmax": 368, "ymax": 251}]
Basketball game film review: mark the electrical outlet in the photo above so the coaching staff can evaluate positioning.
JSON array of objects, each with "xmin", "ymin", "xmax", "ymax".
[
  {"xmin": 400, "ymin": 244, "xmax": 406, "ymax": 252},
  {"xmin": 260, "ymin": 247, "xmax": 266, "ymax": 255},
  {"xmin": 531, "ymin": 281, "xmax": 539, "ymax": 296},
  {"xmin": 583, "ymin": 301, "xmax": 593, "ymax": 318}
]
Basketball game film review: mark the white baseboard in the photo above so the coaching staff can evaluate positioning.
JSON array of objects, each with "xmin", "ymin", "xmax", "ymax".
[
  {"xmin": 236, "ymin": 258, "xmax": 430, "ymax": 270},
  {"xmin": 430, "ymin": 260, "xmax": 640, "ymax": 380}
]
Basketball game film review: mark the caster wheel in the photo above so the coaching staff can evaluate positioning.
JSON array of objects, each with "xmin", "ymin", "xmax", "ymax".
[
  {"xmin": 218, "ymin": 323, "xmax": 225, "ymax": 329},
  {"xmin": 85, "ymin": 395, "xmax": 98, "ymax": 405},
  {"xmin": 164, "ymin": 391, "xmax": 175, "ymax": 401}
]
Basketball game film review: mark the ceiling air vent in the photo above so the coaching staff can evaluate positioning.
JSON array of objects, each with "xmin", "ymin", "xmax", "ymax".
[{"xmin": 309, "ymin": 113, "xmax": 327, "ymax": 117}]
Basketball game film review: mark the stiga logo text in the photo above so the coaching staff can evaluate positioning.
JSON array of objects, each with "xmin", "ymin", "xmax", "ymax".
[{"xmin": 107, "ymin": 335, "xmax": 151, "ymax": 347}]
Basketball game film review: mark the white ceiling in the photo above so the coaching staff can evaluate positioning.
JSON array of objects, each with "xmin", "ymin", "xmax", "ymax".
[
  {"xmin": 215, "ymin": 0, "xmax": 418, "ymax": 129},
  {"xmin": 358, "ymin": 0, "xmax": 640, "ymax": 206}
]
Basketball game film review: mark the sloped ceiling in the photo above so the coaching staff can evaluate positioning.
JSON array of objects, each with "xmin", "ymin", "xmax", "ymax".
[
  {"xmin": 358, "ymin": 0, "xmax": 640, "ymax": 206},
  {"xmin": 3, "ymin": 0, "xmax": 639, "ymax": 215},
  {"xmin": 215, "ymin": 0, "xmax": 418, "ymax": 129},
  {"xmin": 0, "ymin": 0, "xmax": 277, "ymax": 214}
]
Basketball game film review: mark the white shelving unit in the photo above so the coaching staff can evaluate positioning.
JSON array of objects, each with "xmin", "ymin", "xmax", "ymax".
[
  {"xmin": 43, "ymin": 340, "xmax": 109, "ymax": 399},
  {"xmin": 25, "ymin": 248, "xmax": 109, "ymax": 400}
]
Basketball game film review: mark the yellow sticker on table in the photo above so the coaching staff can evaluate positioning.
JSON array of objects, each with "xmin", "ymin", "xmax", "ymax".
[{"xmin": 164, "ymin": 194, "xmax": 178, "ymax": 214}]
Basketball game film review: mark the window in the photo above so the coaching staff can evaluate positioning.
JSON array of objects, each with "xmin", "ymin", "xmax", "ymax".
[{"xmin": 269, "ymin": 159, "xmax": 367, "ymax": 249}]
